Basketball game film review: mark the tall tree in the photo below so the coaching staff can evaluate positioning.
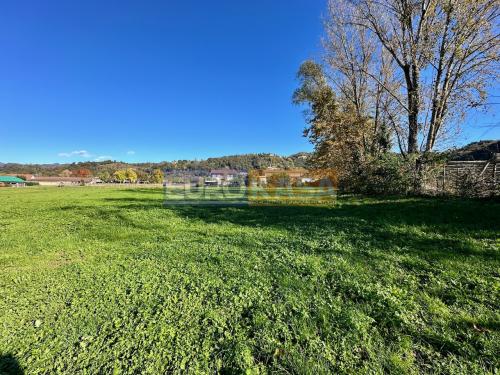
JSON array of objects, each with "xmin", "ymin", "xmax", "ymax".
[
  {"xmin": 293, "ymin": 61, "xmax": 372, "ymax": 176},
  {"xmin": 324, "ymin": 2, "xmax": 398, "ymax": 154},
  {"xmin": 424, "ymin": 0, "xmax": 499, "ymax": 151},
  {"xmin": 336, "ymin": 0, "xmax": 500, "ymax": 153}
]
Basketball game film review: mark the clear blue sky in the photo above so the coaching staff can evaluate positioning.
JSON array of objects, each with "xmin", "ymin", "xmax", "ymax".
[{"xmin": 0, "ymin": 0, "xmax": 498, "ymax": 164}]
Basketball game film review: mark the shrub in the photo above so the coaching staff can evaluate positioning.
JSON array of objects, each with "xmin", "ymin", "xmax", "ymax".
[
  {"xmin": 340, "ymin": 154, "xmax": 415, "ymax": 195},
  {"xmin": 267, "ymin": 172, "xmax": 292, "ymax": 187},
  {"xmin": 455, "ymin": 168, "xmax": 490, "ymax": 198}
]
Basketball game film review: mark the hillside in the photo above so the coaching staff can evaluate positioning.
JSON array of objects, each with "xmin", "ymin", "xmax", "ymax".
[
  {"xmin": 450, "ymin": 140, "xmax": 500, "ymax": 161},
  {"xmin": 0, "ymin": 152, "xmax": 311, "ymax": 176}
]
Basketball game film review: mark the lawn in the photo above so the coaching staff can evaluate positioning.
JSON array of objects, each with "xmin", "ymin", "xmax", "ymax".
[{"xmin": 0, "ymin": 187, "xmax": 498, "ymax": 374}]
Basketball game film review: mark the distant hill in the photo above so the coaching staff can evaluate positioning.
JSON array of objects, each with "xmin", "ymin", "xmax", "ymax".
[
  {"xmin": 450, "ymin": 140, "xmax": 500, "ymax": 161},
  {"xmin": 0, "ymin": 152, "xmax": 312, "ymax": 176}
]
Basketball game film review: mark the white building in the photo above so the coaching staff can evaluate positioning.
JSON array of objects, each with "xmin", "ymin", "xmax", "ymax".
[{"xmin": 208, "ymin": 169, "xmax": 246, "ymax": 186}]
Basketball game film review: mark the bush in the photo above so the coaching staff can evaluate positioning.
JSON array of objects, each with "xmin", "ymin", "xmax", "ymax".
[
  {"xmin": 267, "ymin": 172, "xmax": 292, "ymax": 187},
  {"xmin": 340, "ymin": 154, "xmax": 415, "ymax": 195},
  {"xmin": 455, "ymin": 169, "xmax": 490, "ymax": 198}
]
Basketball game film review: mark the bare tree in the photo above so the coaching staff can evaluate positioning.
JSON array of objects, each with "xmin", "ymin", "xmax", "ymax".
[
  {"xmin": 336, "ymin": 0, "xmax": 500, "ymax": 154},
  {"xmin": 424, "ymin": 0, "xmax": 500, "ymax": 151},
  {"xmin": 323, "ymin": 1, "xmax": 373, "ymax": 118},
  {"xmin": 324, "ymin": 0, "xmax": 404, "ymax": 155}
]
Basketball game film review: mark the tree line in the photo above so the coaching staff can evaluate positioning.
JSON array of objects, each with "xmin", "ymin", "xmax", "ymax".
[{"xmin": 0, "ymin": 153, "xmax": 310, "ymax": 178}]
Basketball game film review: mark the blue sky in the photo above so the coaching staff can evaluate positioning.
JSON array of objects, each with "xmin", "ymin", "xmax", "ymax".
[{"xmin": 0, "ymin": 0, "xmax": 498, "ymax": 164}]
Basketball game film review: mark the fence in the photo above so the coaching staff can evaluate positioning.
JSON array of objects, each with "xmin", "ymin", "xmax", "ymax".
[{"xmin": 424, "ymin": 154, "xmax": 499, "ymax": 197}]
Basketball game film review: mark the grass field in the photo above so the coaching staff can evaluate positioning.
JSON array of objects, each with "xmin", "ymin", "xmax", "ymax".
[
  {"xmin": 163, "ymin": 186, "xmax": 337, "ymax": 206},
  {"xmin": 0, "ymin": 187, "xmax": 498, "ymax": 374}
]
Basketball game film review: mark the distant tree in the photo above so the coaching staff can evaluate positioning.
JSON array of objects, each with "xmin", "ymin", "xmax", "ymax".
[
  {"xmin": 59, "ymin": 169, "xmax": 72, "ymax": 177},
  {"xmin": 267, "ymin": 172, "xmax": 292, "ymax": 187},
  {"xmin": 135, "ymin": 169, "xmax": 149, "ymax": 183},
  {"xmin": 125, "ymin": 168, "xmax": 138, "ymax": 183},
  {"xmin": 152, "ymin": 169, "xmax": 164, "ymax": 184},
  {"xmin": 113, "ymin": 170, "xmax": 127, "ymax": 183},
  {"xmin": 72, "ymin": 168, "xmax": 92, "ymax": 178},
  {"xmin": 98, "ymin": 171, "xmax": 111, "ymax": 183},
  {"xmin": 247, "ymin": 169, "xmax": 261, "ymax": 186}
]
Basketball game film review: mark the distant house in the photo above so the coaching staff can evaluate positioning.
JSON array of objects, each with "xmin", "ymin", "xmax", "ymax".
[
  {"xmin": 208, "ymin": 169, "xmax": 247, "ymax": 186},
  {"xmin": 0, "ymin": 176, "xmax": 26, "ymax": 187},
  {"xmin": 253, "ymin": 168, "xmax": 311, "ymax": 185},
  {"xmin": 32, "ymin": 177, "xmax": 101, "ymax": 186},
  {"xmin": 4, "ymin": 174, "xmax": 35, "ymax": 181},
  {"xmin": 204, "ymin": 178, "xmax": 219, "ymax": 187}
]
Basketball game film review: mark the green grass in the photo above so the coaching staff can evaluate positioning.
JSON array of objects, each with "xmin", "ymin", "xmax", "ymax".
[
  {"xmin": 164, "ymin": 186, "xmax": 337, "ymax": 206},
  {"xmin": 0, "ymin": 187, "xmax": 498, "ymax": 374}
]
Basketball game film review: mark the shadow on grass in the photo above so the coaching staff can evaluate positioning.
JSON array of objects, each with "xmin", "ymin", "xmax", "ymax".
[
  {"xmin": 41, "ymin": 192, "xmax": 498, "ymax": 367},
  {"xmin": 0, "ymin": 354, "xmax": 23, "ymax": 375},
  {"xmin": 167, "ymin": 198, "xmax": 499, "ymax": 261},
  {"xmin": 110, "ymin": 188, "xmax": 166, "ymax": 195},
  {"xmin": 53, "ymin": 194, "xmax": 499, "ymax": 261}
]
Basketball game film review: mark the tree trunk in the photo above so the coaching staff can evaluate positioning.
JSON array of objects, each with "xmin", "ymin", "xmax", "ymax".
[{"xmin": 404, "ymin": 65, "xmax": 420, "ymax": 154}]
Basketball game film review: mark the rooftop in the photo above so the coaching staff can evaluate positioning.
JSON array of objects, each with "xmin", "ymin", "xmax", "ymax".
[
  {"xmin": 210, "ymin": 169, "xmax": 241, "ymax": 175},
  {"xmin": 0, "ymin": 176, "xmax": 25, "ymax": 183},
  {"xmin": 32, "ymin": 177, "xmax": 92, "ymax": 182}
]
